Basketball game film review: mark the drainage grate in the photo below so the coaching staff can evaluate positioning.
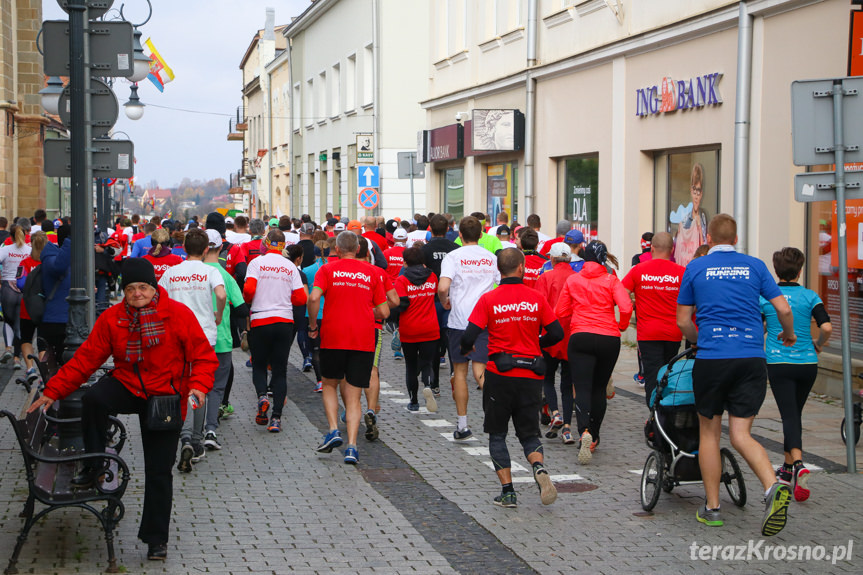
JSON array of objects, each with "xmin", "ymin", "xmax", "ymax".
[{"xmin": 553, "ymin": 481, "xmax": 598, "ymax": 493}]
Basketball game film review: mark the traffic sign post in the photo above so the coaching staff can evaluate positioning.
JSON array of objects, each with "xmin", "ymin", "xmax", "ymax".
[
  {"xmin": 792, "ymin": 77, "xmax": 861, "ymax": 473},
  {"xmin": 358, "ymin": 188, "xmax": 379, "ymax": 211}
]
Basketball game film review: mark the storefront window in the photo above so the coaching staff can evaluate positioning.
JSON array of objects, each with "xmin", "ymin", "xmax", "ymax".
[
  {"xmin": 442, "ymin": 167, "xmax": 464, "ymax": 223},
  {"xmin": 558, "ymin": 156, "xmax": 599, "ymax": 241},
  {"xmin": 654, "ymin": 148, "xmax": 720, "ymax": 267},
  {"xmin": 486, "ymin": 162, "xmax": 518, "ymax": 226}
]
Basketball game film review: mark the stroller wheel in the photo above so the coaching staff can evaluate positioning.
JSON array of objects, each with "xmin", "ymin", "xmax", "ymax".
[
  {"xmin": 640, "ymin": 449, "xmax": 665, "ymax": 511},
  {"xmin": 662, "ymin": 478, "xmax": 674, "ymax": 493},
  {"xmin": 720, "ymin": 447, "xmax": 747, "ymax": 508}
]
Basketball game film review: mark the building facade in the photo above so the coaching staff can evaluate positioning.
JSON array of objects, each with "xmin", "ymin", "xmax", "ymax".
[{"xmin": 422, "ymin": 0, "xmax": 854, "ymax": 392}]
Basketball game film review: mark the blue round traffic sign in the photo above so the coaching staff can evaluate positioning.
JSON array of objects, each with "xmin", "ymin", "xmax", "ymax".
[{"xmin": 359, "ymin": 187, "xmax": 379, "ymax": 210}]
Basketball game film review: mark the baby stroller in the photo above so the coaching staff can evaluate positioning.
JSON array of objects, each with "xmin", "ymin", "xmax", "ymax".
[{"xmin": 639, "ymin": 348, "xmax": 747, "ymax": 511}]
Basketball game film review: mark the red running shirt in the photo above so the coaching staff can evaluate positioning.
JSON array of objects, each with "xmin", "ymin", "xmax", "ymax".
[
  {"xmin": 144, "ymin": 254, "xmax": 184, "ymax": 281},
  {"xmin": 17, "ymin": 257, "xmax": 39, "ymax": 320},
  {"xmin": 383, "ymin": 245, "xmax": 405, "ymax": 280},
  {"xmin": 314, "ymin": 258, "xmax": 387, "ymax": 352},
  {"xmin": 468, "ymin": 282, "xmax": 557, "ymax": 380},
  {"xmin": 523, "ymin": 253, "xmax": 547, "ymax": 289},
  {"xmin": 621, "ymin": 257, "xmax": 685, "ymax": 341},
  {"xmin": 394, "ymin": 272, "xmax": 440, "ymax": 343}
]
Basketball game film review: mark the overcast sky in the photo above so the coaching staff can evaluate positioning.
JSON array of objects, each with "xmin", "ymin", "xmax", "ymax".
[{"xmin": 43, "ymin": 0, "xmax": 310, "ymax": 189}]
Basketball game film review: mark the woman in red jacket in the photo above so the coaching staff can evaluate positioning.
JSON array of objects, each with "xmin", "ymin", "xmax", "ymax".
[
  {"xmin": 29, "ymin": 258, "xmax": 217, "ymax": 561},
  {"xmin": 555, "ymin": 241, "xmax": 632, "ymax": 466}
]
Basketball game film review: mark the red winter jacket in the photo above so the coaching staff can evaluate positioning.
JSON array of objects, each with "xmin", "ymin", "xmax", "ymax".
[
  {"xmin": 555, "ymin": 261, "xmax": 633, "ymax": 338},
  {"xmin": 43, "ymin": 287, "xmax": 217, "ymax": 418},
  {"xmin": 535, "ymin": 262, "xmax": 575, "ymax": 360}
]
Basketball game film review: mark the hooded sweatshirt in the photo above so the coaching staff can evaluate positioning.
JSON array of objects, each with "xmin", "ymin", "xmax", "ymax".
[
  {"xmin": 555, "ymin": 261, "xmax": 632, "ymax": 338},
  {"xmin": 394, "ymin": 265, "xmax": 439, "ymax": 343}
]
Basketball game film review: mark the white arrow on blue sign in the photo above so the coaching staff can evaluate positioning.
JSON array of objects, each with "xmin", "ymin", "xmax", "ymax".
[{"xmin": 358, "ymin": 165, "xmax": 380, "ymax": 188}]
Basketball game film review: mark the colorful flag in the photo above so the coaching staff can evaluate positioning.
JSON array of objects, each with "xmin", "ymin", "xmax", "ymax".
[{"xmin": 144, "ymin": 38, "xmax": 175, "ymax": 92}]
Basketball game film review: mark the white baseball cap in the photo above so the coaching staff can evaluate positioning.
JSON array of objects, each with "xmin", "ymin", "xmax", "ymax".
[
  {"xmin": 334, "ymin": 222, "xmax": 346, "ymax": 231},
  {"xmin": 548, "ymin": 242, "xmax": 571, "ymax": 259},
  {"xmin": 205, "ymin": 229, "xmax": 222, "ymax": 247},
  {"xmin": 225, "ymin": 216, "xmax": 235, "ymax": 224},
  {"xmin": 393, "ymin": 228, "xmax": 408, "ymax": 241}
]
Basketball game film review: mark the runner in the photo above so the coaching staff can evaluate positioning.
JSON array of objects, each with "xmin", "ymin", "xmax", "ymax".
[
  {"xmin": 439, "ymin": 216, "xmax": 500, "ymax": 440},
  {"xmin": 676, "ymin": 213, "xmax": 795, "ymax": 535},
  {"xmin": 406, "ymin": 215, "xmax": 430, "ymax": 248},
  {"xmin": 621, "ymin": 231, "xmax": 685, "ymax": 406},
  {"xmin": 519, "ymin": 229, "xmax": 548, "ymax": 289},
  {"xmin": 301, "ymin": 246, "xmax": 326, "ymax": 392},
  {"xmin": 760, "ymin": 247, "xmax": 832, "ymax": 503},
  {"xmin": 143, "ymin": 228, "xmax": 183, "ymax": 281},
  {"xmin": 242, "ymin": 229, "xmax": 307, "ymax": 433},
  {"xmin": 308, "ymin": 231, "xmax": 389, "ymax": 464},
  {"xmin": 460, "ymin": 248, "xmax": 563, "ymax": 508},
  {"xmin": 0, "ymin": 220, "xmax": 31, "ymax": 366},
  {"xmin": 384, "ymin": 228, "xmax": 408, "ymax": 280}
]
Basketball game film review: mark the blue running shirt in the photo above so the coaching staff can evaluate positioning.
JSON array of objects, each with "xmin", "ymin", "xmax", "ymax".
[
  {"xmin": 760, "ymin": 285, "xmax": 821, "ymax": 364},
  {"xmin": 677, "ymin": 249, "xmax": 781, "ymax": 359}
]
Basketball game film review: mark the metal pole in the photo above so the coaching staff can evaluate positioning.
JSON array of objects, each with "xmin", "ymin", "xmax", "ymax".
[
  {"xmin": 95, "ymin": 177, "xmax": 104, "ymax": 233},
  {"xmin": 733, "ymin": 1, "xmax": 753, "ymax": 254},
  {"xmin": 64, "ymin": 2, "xmax": 95, "ymax": 362},
  {"xmin": 409, "ymin": 153, "xmax": 415, "ymax": 217},
  {"xmin": 833, "ymin": 80, "xmax": 857, "ymax": 473}
]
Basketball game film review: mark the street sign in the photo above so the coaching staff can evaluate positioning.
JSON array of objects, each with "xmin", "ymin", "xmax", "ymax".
[
  {"xmin": 357, "ymin": 134, "xmax": 374, "ymax": 163},
  {"xmin": 358, "ymin": 188, "xmax": 379, "ymax": 210},
  {"xmin": 397, "ymin": 152, "xmax": 424, "ymax": 179},
  {"xmin": 791, "ymin": 78, "xmax": 863, "ymax": 166},
  {"xmin": 56, "ymin": 0, "xmax": 114, "ymax": 19},
  {"xmin": 58, "ymin": 78, "xmax": 118, "ymax": 138},
  {"xmin": 45, "ymin": 138, "xmax": 134, "ymax": 178},
  {"xmin": 43, "ymin": 20, "xmax": 134, "ymax": 77},
  {"xmin": 794, "ymin": 170, "xmax": 863, "ymax": 203},
  {"xmin": 357, "ymin": 165, "xmax": 380, "ymax": 188}
]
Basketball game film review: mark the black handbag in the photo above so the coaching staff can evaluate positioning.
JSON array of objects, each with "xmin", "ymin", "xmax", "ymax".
[{"xmin": 134, "ymin": 364, "xmax": 182, "ymax": 431}]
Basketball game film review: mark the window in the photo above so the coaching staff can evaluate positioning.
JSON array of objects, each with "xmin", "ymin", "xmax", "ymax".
[
  {"xmin": 346, "ymin": 54, "xmax": 356, "ymax": 111},
  {"xmin": 363, "ymin": 45, "xmax": 373, "ymax": 106},
  {"xmin": 305, "ymin": 79, "xmax": 314, "ymax": 127},
  {"xmin": 292, "ymin": 83, "xmax": 300, "ymax": 129},
  {"xmin": 331, "ymin": 63, "xmax": 341, "ymax": 117},
  {"xmin": 558, "ymin": 156, "xmax": 599, "ymax": 240},
  {"xmin": 442, "ymin": 168, "xmax": 464, "ymax": 223},
  {"xmin": 653, "ymin": 148, "xmax": 720, "ymax": 267},
  {"xmin": 486, "ymin": 162, "xmax": 518, "ymax": 227},
  {"xmin": 317, "ymin": 71, "xmax": 327, "ymax": 123}
]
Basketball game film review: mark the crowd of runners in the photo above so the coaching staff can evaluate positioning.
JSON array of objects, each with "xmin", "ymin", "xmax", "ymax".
[{"xmin": 2, "ymin": 205, "xmax": 829, "ymax": 558}]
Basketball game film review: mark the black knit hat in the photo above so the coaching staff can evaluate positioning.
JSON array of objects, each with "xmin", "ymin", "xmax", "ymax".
[
  {"xmin": 205, "ymin": 212, "xmax": 226, "ymax": 237},
  {"xmin": 121, "ymin": 258, "xmax": 158, "ymax": 289}
]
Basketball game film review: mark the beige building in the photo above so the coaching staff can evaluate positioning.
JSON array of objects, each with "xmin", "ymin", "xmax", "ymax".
[
  {"xmin": 423, "ymin": 0, "xmax": 855, "ymax": 391},
  {"xmin": 0, "ymin": 0, "xmax": 47, "ymax": 219}
]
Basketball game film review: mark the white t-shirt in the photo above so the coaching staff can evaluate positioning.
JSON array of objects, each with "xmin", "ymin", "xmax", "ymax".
[
  {"xmin": 226, "ymin": 230, "xmax": 252, "ymax": 245},
  {"xmin": 123, "ymin": 226, "xmax": 135, "ymax": 256},
  {"xmin": 406, "ymin": 229, "xmax": 430, "ymax": 248},
  {"xmin": 440, "ymin": 244, "xmax": 500, "ymax": 330},
  {"xmin": 0, "ymin": 243, "xmax": 31, "ymax": 281},
  {"xmin": 158, "ymin": 259, "xmax": 224, "ymax": 346},
  {"xmin": 245, "ymin": 252, "xmax": 304, "ymax": 325},
  {"xmin": 284, "ymin": 231, "xmax": 300, "ymax": 246},
  {"xmin": 499, "ymin": 240, "xmax": 517, "ymax": 250}
]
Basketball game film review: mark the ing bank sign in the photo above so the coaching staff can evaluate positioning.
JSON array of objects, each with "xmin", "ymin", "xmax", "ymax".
[{"xmin": 635, "ymin": 72, "xmax": 723, "ymax": 117}]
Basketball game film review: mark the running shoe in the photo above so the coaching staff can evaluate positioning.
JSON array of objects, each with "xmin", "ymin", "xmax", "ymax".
[
  {"xmin": 590, "ymin": 437, "xmax": 600, "ymax": 453},
  {"xmin": 12, "ymin": 358, "xmax": 22, "ymax": 370},
  {"xmin": 255, "ymin": 395, "xmax": 270, "ymax": 425},
  {"xmin": 431, "ymin": 387, "xmax": 441, "ymax": 399},
  {"xmin": 561, "ymin": 429, "xmax": 575, "ymax": 445},
  {"xmin": 0, "ymin": 350, "xmax": 12, "ymax": 364},
  {"xmin": 633, "ymin": 373, "xmax": 645, "ymax": 386},
  {"xmin": 364, "ymin": 410, "xmax": 379, "ymax": 441},
  {"xmin": 191, "ymin": 443, "xmax": 206, "ymax": 463},
  {"xmin": 761, "ymin": 483, "xmax": 791, "ymax": 536},
  {"xmin": 792, "ymin": 463, "xmax": 810, "ymax": 502},
  {"xmin": 25, "ymin": 367, "xmax": 39, "ymax": 384},
  {"xmin": 439, "ymin": 356, "xmax": 447, "ymax": 365},
  {"xmin": 533, "ymin": 465, "xmax": 557, "ymax": 505},
  {"xmin": 394, "ymin": 351, "xmax": 404, "ymax": 361},
  {"xmin": 314, "ymin": 381, "xmax": 323, "ymax": 393},
  {"xmin": 545, "ymin": 413, "xmax": 563, "ymax": 438},
  {"xmin": 240, "ymin": 331, "xmax": 249, "ymax": 352},
  {"xmin": 245, "ymin": 359, "xmax": 252, "ymax": 368},
  {"xmin": 406, "ymin": 402, "xmax": 419, "ymax": 412},
  {"xmin": 316, "ymin": 429, "xmax": 343, "ymax": 453},
  {"xmin": 775, "ymin": 466, "xmax": 792, "ymax": 486},
  {"xmin": 177, "ymin": 441, "xmax": 193, "ymax": 473},
  {"xmin": 540, "ymin": 404, "xmax": 551, "ymax": 426},
  {"xmin": 343, "ymin": 446, "xmax": 359, "ymax": 464},
  {"xmin": 578, "ymin": 431, "xmax": 593, "ymax": 465},
  {"xmin": 218, "ymin": 403, "xmax": 235, "ymax": 419},
  {"xmin": 302, "ymin": 357, "xmax": 312, "ymax": 372},
  {"xmin": 453, "ymin": 427, "xmax": 473, "ymax": 440},
  {"xmin": 696, "ymin": 505, "xmax": 723, "ymax": 527},
  {"xmin": 203, "ymin": 431, "xmax": 222, "ymax": 450},
  {"xmin": 493, "ymin": 491, "xmax": 517, "ymax": 508},
  {"xmin": 606, "ymin": 378, "xmax": 615, "ymax": 399},
  {"xmin": 267, "ymin": 417, "xmax": 282, "ymax": 433},
  {"xmin": 339, "ymin": 407, "xmax": 346, "ymax": 424},
  {"xmin": 423, "ymin": 387, "xmax": 438, "ymax": 413}
]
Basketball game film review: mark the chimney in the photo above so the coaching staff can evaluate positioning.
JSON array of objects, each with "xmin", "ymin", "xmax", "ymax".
[{"xmin": 264, "ymin": 7, "xmax": 275, "ymax": 41}]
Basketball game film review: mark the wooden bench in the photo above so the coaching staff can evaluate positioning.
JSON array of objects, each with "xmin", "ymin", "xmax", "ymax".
[{"xmin": 0, "ymin": 396, "xmax": 130, "ymax": 574}]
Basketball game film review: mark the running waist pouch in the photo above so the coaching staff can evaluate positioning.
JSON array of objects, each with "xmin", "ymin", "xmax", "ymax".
[{"xmin": 489, "ymin": 353, "xmax": 546, "ymax": 376}]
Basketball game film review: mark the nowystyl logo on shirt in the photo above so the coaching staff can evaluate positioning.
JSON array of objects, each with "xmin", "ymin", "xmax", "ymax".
[
  {"xmin": 406, "ymin": 281, "xmax": 436, "ymax": 293},
  {"xmin": 491, "ymin": 301, "xmax": 540, "ymax": 325},
  {"xmin": 705, "ymin": 266, "xmax": 750, "ymax": 280},
  {"xmin": 332, "ymin": 269, "xmax": 372, "ymax": 290},
  {"xmin": 168, "ymin": 273, "xmax": 210, "ymax": 283},
  {"xmin": 640, "ymin": 273, "xmax": 682, "ymax": 291}
]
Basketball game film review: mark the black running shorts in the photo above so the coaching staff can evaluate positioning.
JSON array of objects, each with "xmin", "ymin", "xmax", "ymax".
[
  {"xmin": 447, "ymin": 328, "xmax": 489, "ymax": 364},
  {"xmin": 692, "ymin": 357, "xmax": 768, "ymax": 418},
  {"xmin": 482, "ymin": 371, "xmax": 543, "ymax": 438},
  {"xmin": 320, "ymin": 348, "xmax": 374, "ymax": 388}
]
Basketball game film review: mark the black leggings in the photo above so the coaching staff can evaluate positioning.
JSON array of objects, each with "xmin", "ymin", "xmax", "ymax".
[
  {"xmin": 569, "ymin": 332, "xmax": 621, "ymax": 439},
  {"xmin": 222, "ymin": 364, "xmax": 234, "ymax": 406},
  {"xmin": 767, "ymin": 363, "xmax": 818, "ymax": 453},
  {"xmin": 542, "ymin": 354, "xmax": 572, "ymax": 425},
  {"xmin": 249, "ymin": 322, "xmax": 295, "ymax": 418},
  {"xmin": 402, "ymin": 340, "xmax": 437, "ymax": 403},
  {"xmin": 638, "ymin": 340, "xmax": 681, "ymax": 407},
  {"xmin": 1, "ymin": 282, "xmax": 22, "ymax": 356}
]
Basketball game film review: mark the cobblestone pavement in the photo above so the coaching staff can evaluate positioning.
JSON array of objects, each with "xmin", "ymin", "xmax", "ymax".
[{"xmin": 0, "ymin": 340, "xmax": 859, "ymax": 574}]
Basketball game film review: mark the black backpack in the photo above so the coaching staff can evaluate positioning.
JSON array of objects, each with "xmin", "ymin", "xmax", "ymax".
[{"xmin": 22, "ymin": 265, "xmax": 62, "ymax": 325}]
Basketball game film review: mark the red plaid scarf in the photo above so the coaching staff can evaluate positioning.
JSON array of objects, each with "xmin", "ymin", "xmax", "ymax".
[{"xmin": 124, "ymin": 291, "xmax": 165, "ymax": 363}]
